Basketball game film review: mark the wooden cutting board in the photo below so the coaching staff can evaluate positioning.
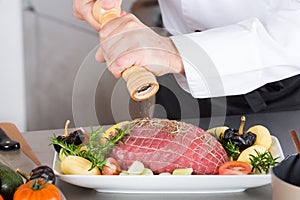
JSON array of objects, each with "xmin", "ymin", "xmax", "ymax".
[{"xmin": 0, "ymin": 122, "xmax": 41, "ymax": 166}]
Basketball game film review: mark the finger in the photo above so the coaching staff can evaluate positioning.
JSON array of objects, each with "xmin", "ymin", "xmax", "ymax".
[
  {"xmin": 99, "ymin": 17, "xmax": 126, "ymax": 40},
  {"xmin": 73, "ymin": 0, "xmax": 84, "ymax": 20},
  {"xmin": 74, "ymin": 12, "xmax": 84, "ymax": 20},
  {"xmin": 107, "ymin": 64, "xmax": 122, "ymax": 78},
  {"xmin": 100, "ymin": 14, "xmax": 142, "ymax": 41},
  {"xmin": 73, "ymin": 0, "xmax": 101, "ymax": 31},
  {"xmin": 100, "ymin": 0, "xmax": 118, "ymax": 10},
  {"xmin": 95, "ymin": 47, "xmax": 105, "ymax": 63},
  {"xmin": 108, "ymin": 60, "xmax": 130, "ymax": 78},
  {"xmin": 100, "ymin": 30, "xmax": 138, "ymax": 64},
  {"xmin": 85, "ymin": 11, "xmax": 101, "ymax": 31},
  {"xmin": 106, "ymin": 51, "xmax": 139, "ymax": 78}
]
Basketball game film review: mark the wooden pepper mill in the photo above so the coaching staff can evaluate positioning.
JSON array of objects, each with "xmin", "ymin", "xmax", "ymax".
[{"xmin": 92, "ymin": 0, "xmax": 159, "ymax": 101}]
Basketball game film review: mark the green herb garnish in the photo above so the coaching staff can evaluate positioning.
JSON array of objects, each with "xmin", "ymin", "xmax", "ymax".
[
  {"xmin": 218, "ymin": 134, "xmax": 240, "ymax": 160},
  {"xmin": 249, "ymin": 149, "xmax": 280, "ymax": 174},
  {"xmin": 84, "ymin": 127, "xmax": 130, "ymax": 170},
  {"xmin": 222, "ymin": 140, "xmax": 240, "ymax": 160},
  {"xmin": 50, "ymin": 135, "xmax": 81, "ymax": 156},
  {"xmin": 50, "ymin": 126, "xmax": 130, "ymax": 170}
]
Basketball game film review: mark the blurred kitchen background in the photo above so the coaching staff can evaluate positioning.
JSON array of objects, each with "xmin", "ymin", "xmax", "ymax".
[{"xmin": 1, "ymin": 0, "xmax": 172, "ymax": 132}]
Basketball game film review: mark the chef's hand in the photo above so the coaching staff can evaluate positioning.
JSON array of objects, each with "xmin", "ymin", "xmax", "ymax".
[
  {"xmin": 73, "ymin": 0, "xmax": 123, "ymax": 31},
  {"xmin": 95, "ymin": 13, "xmax": 184, "ymax": 78}
]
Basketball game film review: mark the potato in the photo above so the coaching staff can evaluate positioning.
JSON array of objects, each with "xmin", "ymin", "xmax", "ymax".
[
  {"xmin": 172, "ymin": 168, "xmax": 193, "ymax": 175},
  {"xmin": 159, "ymin": 172, "xmax": 171, "ymax": 175},
  {"xmin": 61, "ymin": 155, "xmax": 100, "ymax": 175},
  {"xmin": 206, "ymin": 126, "xmax": 229, "ymax": 138},
  {"xmin": 141, "ymin": 168, "xmax": 154, "ymax": 175},
  {"xmin": 237, "ymin": 145, "xmax": 267, "ymax": 164}
]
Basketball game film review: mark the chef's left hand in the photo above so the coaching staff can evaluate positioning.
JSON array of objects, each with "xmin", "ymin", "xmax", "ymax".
[
  {"xmin": 73, "ymin": 0, "xmax": 101, "ymax": 31},
  {"xmin": 95, "ymin": 13, "xmax": 184, "ymax": 78}
]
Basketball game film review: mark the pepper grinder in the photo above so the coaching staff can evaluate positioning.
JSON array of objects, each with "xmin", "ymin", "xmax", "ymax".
[{"xmin": 92, "ymin": 0, "xmax": 159, "ymax": 101}]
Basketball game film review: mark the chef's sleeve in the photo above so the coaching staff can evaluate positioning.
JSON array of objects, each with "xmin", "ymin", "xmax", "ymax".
[{"xmin": 171, "ymin": 9, "xmax": 300, "ymax": 98}]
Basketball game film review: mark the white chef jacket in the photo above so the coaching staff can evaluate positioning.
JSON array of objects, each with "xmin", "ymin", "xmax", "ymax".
[{"xmin": 158, "ymin": 0, "xmax": 300, "ymax": 99}]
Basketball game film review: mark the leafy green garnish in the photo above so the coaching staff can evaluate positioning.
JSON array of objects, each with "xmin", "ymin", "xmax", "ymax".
[
  {"xmin": 50, "ymin": 135, "xmax": 82, "ymax": 156},
  {"xmin": 84, "ymin": 127, "xmax": 130, "ymax": 170},
  {"xmin": 249, "ymin": 149, "xmax": 280, "ymax": 174},
  {"xmin": 220, "ymin": 140, "xmax": 240, "ymax": 160},
  {"xmin": 222, "ymin": 140, "xmax": 240, "ymax": 161},
  {"xmin": 218, "ymin": 134, "xmax": 240, "ymax": 160},
  {"xmin": 50, "ymin": 126, "xmax": 130, "ymax": 170}
]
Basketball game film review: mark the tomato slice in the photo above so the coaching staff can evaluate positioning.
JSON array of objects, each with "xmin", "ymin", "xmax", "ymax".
[{"xmin": 218, "ymin": 161, "xmax": 252, "ymax": 175}]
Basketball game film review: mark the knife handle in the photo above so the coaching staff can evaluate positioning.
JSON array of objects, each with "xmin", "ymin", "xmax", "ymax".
[
  {"xmin": 92, "ymin": 0, "xmax": 159, "ymax": 101},
  {"xmin": 0, "ymin": 128, "xmax": 20, "ymax": 151}
]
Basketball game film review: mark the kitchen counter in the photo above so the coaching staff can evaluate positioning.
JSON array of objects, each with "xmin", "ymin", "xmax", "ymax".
[{"xmin": 20, "ymin": 110, "xmax": 300, "ymax": 199}]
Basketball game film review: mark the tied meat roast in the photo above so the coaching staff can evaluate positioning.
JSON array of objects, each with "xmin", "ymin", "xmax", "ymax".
[{"xmin": 110, "ymin": 118, "xmax": 228, "ymax": 175}]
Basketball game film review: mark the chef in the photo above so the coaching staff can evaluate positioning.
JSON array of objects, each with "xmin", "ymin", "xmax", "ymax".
[{"xmin": 73, "ymin": 0, "xmax": 300, "ymax": 118}]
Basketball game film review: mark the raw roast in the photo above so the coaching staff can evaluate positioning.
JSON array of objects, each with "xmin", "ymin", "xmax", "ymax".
[{"xmin": 110, "ymin": 118, "xmax": 228, "ymax": 175}]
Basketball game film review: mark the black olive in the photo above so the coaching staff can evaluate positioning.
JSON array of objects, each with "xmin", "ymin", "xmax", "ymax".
[
  {"xmin": 223, "ymin": 128, "xmax": 237, "ymax": 140},
  {"xmin": 223, "ymin": 128, "xmax": 257, "ymax": 150},
  {"xmin": 29, "ymin": 165, "xmax": 56, "ymax": 184},
  {"xmin": 53, "ymin": 135, "xmax": 65, "ymax": 153},
  {"xmin": 65, "ymin": 129, "xmax": 84, "ymax": 145},
  {"xmin": 240, "ymin": 131, "xmax": 256, "ymax": 150},
  {"xmin": 53, "ymin": 129, "xmax": 85, "ymax": 153}
]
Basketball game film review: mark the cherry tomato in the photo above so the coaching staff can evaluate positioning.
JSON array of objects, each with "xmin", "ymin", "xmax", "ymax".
[{"xmin": 218, "ymin": 161, "xmax": 252, "ymax": 175}]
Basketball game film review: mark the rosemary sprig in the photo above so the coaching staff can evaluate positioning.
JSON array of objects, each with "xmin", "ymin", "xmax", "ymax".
[
  {"xmin": 223, "ymin": 140, "xmax": 240, "ymax": 161},
  {"xmin": 50, "ymin": 126, "xmax": 130, "ymax": 171},
  {"xmin": 218, "ymin": 134, "xmax": 240, "ymax": 160},
  {"xmin": 50, "ymin": 135, "xmax": 81, "ymax": 156},
  {"xmin": 85, "ymin": 127, "xmax": 130, "ymax": 170},
  {"xmin": 249, "ymin": 149, "xmax": 280, "ymax": 174}
]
